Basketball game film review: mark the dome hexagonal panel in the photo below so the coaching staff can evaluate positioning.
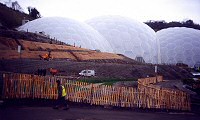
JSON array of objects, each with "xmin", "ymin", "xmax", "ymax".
[
  {"xmin": 18, "ymin": 17, "xmax": 113, "ymax": 52},
  {"xmin": 86, "ymin": 16, "xmax": 158, "ymax": 63},
  {"xmin": 157, "ymin": 27, "xmax": 200, "ymax": 67}
]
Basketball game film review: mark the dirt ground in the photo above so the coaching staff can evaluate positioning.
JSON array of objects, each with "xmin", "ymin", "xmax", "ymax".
[
  {"xmin": 0, "ymin": 104, "xmax": 200, "ymax": 120},
  {"xmin": 0, "ymin": 59, "xmax": 193, "ymax": 80}
]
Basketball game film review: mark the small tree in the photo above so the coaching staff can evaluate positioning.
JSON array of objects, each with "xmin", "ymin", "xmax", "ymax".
[{"xmin": 27, "ymin": 7, "xmax": 41, "ymax": 19}]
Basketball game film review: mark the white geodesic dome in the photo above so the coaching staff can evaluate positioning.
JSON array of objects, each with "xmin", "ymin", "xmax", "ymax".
[
  {"xmin": 18, "ymin": 17, "xmax": 113, "ymax": 52},
  {"xmin": 86, "ymin": 16, "xmax": 158, "ymax": 63},
  {"xmin": 157, "ymin": 27, "xmax": 200, "ymax": 67}
]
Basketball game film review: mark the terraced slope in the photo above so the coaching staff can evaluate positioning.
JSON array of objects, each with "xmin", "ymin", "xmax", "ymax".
[
  {"xmin": 0, "ymin": 36, "xmax": 129, "ymax": 62},
  {"xmin": 0, "ymin": 29, "xmax": 193, "ymax": 80}
]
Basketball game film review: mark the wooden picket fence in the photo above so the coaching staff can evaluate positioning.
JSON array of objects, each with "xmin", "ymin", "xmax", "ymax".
[
  {"xmin": 2, "ymin": 73, "xmax": 191, "ymax": 111},
  {"xmin": 138, "ymin": 76, "xmax": 163, "ymax": 85},
  {"xmin": 137, "ymin": 76, "xmax": 190, "ymax": 111},
  {"xmin": 3, "ymin": 73, "xmax": 58, "ymax": 99}
]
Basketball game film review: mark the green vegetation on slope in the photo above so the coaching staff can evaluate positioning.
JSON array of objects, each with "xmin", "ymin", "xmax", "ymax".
[{"xmin": 78, "ymin": 77, "xmax": 137, "ymax": 85}]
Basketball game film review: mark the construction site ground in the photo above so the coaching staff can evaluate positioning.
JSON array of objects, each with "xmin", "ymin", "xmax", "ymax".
[
  {"xmin": 0, "ymin": 32, "xmax": 199, "ymax": 118},
  {"xmin": 0, "ymin": 59, "xmax": 193, "ymax": 80},
  {"xmin": 0, "ymin": 10, "xmax": 200, "ymax": 120}
]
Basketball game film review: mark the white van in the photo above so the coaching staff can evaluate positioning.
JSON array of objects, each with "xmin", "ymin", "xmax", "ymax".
[{"xmin": 79, "ymin": 70, "xmax": 95, "ymax": 77}]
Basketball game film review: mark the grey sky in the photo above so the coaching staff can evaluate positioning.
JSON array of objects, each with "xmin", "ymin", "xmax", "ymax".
[{"xmin": 1, "ymin": 0, "xmax": 200, "ymax": 23}]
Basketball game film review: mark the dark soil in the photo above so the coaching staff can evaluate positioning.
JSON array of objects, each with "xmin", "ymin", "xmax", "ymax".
[{"xmin": 0, "ymin": 59, "xmax": 193, "ymax": 80}]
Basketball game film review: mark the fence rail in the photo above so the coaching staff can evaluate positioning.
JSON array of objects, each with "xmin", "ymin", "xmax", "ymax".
[{"xmin": 2, "ymin": 73, "xmax": 191, "ymax": 111}]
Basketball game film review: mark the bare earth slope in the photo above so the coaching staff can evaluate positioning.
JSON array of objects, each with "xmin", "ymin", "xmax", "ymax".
[{"xmin": 0, "ymin": 29, "xmax": 193, "ymax": 80}]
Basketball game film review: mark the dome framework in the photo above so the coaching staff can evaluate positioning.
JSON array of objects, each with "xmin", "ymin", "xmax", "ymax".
[
  {"xmin": 18, "ymin": 17, "xmax": 113, "ymax": 52},
  {"xmin": 86, "ymin": 15, "xmax": 158, "ymax": 63},
  {"xmin": 157, "ymin": 27, "xmax": 200, "ymax": 67}
]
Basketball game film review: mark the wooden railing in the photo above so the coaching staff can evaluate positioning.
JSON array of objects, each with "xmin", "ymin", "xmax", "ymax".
[{"xmin": 2, "ymin": 73, "xmax": 191, "ymax": 111}]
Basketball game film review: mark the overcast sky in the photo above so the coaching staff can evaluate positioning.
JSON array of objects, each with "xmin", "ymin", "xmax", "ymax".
[{"xmin": 1, "ymin": 0, "xmax": 200, "ymax": 23}]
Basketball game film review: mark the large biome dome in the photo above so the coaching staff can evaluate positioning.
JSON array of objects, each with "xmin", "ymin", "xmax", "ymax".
[
  {"xmin": 157, "ymin": 27, "xmax": 200, "ymax": 67},
  {"xmin": 18, "ymin": 17, "xmax": 113, "ymax": 52},
  {"xmin": 86, "ymin": 16, "xmax": 158, "ymax": 63}
]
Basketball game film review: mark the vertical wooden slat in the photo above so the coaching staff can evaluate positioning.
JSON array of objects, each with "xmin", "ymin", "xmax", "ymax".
[{"xmin": 1, "ymin": 73, "xmax": 191, "ymax": 111}]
